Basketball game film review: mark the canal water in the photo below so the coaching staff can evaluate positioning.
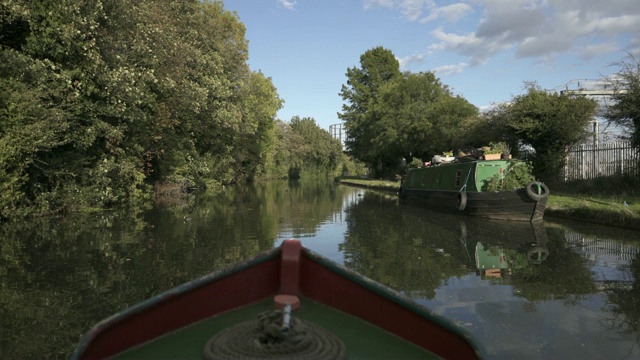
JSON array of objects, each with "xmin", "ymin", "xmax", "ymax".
[{"xmin": 2, "ymin": 178, "xmax": 640, "ymax": 359}]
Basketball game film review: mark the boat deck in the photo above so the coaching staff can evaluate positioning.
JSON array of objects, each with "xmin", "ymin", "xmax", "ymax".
[{"xmin": 114, "ymin": 296, "xmax": 439, "ymax": 359}]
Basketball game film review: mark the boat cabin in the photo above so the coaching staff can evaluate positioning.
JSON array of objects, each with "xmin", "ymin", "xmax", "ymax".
[{"xmin": 405, "ymin": 160, "xmax": 513, "ymax": 192}]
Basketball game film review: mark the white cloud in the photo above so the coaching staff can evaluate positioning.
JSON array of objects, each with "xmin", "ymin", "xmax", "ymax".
[
  {"xmin": 364, "ymin": 0, "xmax": 435, "ymax": 22},
  {"xmin": 426, "ymin": 0, "xmax": 639, "ymax": 65},
  {"xmin": 278, "ymin": 0, "xmax": 297, "ymax": 10},
  {"xmin": 367, "ymin": 0, "xmax": 637, "ymax": 67},
  {"xmin": 420, "ymin": 3, "xmax": 473, "ymax": 23},
  {"xmin": 430, "ymin": 28, "xmax": 510, "ymax": 65},
  {"xmin": 363, "ymin": 0, "xmax": 395, "ymax": 9},
  {"xmin": 397, "ymin": 53, "xmax": 425, "ymax": 68},
  {"xmin": 433, "ymin": 62, "xmax": 468, "ymax": 75}
]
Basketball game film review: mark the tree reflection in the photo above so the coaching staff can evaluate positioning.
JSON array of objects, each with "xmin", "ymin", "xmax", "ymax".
[
  {"xmin": 340, "ymin": 192, "xmax": 601, "ymax": 305},
  {"xmin": 602, "ymin": 257, "xmax": 640, "ymax": 345},
  {"xmin": 341, "ymin": 191, "xmax": 481, "ymax": 298},
  {"xmin": 0, "ymin": 179, "xmax": 349, "ymax": 359},
  {"xmin": 508, "ymin": 227, "xmax": 598, "ymax": 303}
]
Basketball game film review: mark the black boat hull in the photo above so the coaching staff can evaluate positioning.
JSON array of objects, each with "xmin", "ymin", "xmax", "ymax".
[{"xmin": 401, "ymin": 187, "xmax": 547, "ymax": 222}]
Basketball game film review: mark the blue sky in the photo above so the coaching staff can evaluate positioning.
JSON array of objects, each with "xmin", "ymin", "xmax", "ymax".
[{"xmin": 224, "ymin": 0, "xmax": 640, "ymax": 132}]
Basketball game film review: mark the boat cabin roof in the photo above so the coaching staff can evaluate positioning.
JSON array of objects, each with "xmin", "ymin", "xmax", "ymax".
[{"xmin": 405, "ymin": 160, "xmax": 514, "ymax": 192}]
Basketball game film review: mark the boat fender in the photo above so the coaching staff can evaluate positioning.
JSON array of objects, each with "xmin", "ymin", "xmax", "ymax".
[
  {"xmin": 525, "ymin": 182, "xmax": 549, "ymax": 201},
  {"xmin": 527, "ymin": 246, "xmax": 549, "ymax": 264},
  {"xmin": 457, "ymin": 192, "xmax": 467, "ymax": 211}
]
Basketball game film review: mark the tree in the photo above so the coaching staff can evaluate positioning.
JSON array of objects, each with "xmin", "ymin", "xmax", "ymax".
[
  {"xmin": 490, "ymin": 84, "xmax": 598, "ymax": 183},
  {"xmin": 235, "ymin": 71, "xmax": 283, "ymax": 181},
  {"xmin": 289, "ymin": 116, "xmax": 343, "ymax": 176},
  {"xmin": 373, "ymin": 72, "xmax": 477, "ymax": 167},
  {"xmin": 339, "ymin": 47, "xmax": 401, "ymax": 177},
  {"xmin": 0, "ymin": 0, "xmax": 284, "ymax": 218},
  {"xmin": 606, "ymin": 53, "xmax": 640, "ymax": 148}
]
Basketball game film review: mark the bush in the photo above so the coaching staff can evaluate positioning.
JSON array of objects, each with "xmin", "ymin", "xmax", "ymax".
[{"xmin": 483, "ymin": 161, "xmax": 535, "ymax": 191}]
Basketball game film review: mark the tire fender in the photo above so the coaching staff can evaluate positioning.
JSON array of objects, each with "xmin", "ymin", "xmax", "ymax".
[
  {"xmin": 526, "ymin": 182, "xmax": 549, "ymax": 201},
  {"xmin": 457, "ymin": 192, "xmax": 467, "ymax": 211},
  {"xmin": 527, "ymin": 246, "xmax": 549, "ymax": 263}
]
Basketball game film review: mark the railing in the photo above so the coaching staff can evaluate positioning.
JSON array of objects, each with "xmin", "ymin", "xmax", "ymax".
[
  {"xmin": 521, "ymin": 141, "xmax": 640, "ymax": 180},
  {"xmin": 564, "ymin": 141, "xmax": 640, "ymax": 180},
  {"xmin": 565, "ymin": 233, "xmax": 640, "ymax": 261}
]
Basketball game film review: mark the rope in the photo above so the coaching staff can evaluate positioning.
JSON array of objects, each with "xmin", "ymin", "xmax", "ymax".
[
  {"xmin": 459, "ymin": 166, "xmax": 473, "ymax": 192},
  {"xmin": 203, "ymin": 308, "xmax": 347, "ymax": 360}
]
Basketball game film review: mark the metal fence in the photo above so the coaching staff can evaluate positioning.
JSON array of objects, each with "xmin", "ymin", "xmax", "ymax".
[{"xmin": 564, "ymin": 141, "xmax": 640, "ymax": 180}]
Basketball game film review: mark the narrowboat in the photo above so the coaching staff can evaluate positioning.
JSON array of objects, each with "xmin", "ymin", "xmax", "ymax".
[
  {"xmin": 399, "ymin": 159, "xmax": 549, "ymax": 221},
  {"xmin": 71, "ymin": 239, "xmax": 484, "ymax": 359}
]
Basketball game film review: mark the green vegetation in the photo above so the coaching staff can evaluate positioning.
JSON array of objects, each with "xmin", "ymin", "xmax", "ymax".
[
  {"xmin": 337, "ymin": 177, "xmax": 640, "ymax": 229},
  {"xmin": 606, "ymin": 53, "xmax": 640, "ymax": 147},
  {"xmin": 0, "ymin": 1, "xmax": 351, "ymax": 220},
  {"xmin": 2, "ymin": 0, "xmax": 639, "ymax": 224},
  {"xmin": 338, "ymin": 47, "xmax": 477, "ymax": 178},
  {"xmin": 487, "ymin": 83, "xmax": 598, "ymax": 183},
  {"xmin": 336, "ymin": 47, "xmax": 640, "ymax": 228},
  {"xmin": 337, "ymin": 48, "xmax": 601, "ymax": 185},
  {"xmin": 483, "ymin": 161, "xmax": 535, "ymax": 192},
  {"xmin": 339, "ymin": 178, "xmax": 401, "ymax": 192}
]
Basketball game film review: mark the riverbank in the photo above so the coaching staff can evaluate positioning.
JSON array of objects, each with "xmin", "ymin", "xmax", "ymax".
[{"xmin": 338, "ymin": 178, "xmax": 640, "ymax": 230}]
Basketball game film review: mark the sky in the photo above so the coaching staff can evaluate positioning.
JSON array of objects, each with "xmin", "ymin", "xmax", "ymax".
[{"xmin": 224, "ymin": 0, "xmax": 640, "ymax": 132}]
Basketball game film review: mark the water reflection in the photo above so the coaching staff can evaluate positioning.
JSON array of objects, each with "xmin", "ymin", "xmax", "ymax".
[
  {"xmin": 339, "ymin": 190, "xmax": 640, "ymax": 359},
  {"xmin": 1, "ymin": 181, "xmax": 640, "ymax": 359}
]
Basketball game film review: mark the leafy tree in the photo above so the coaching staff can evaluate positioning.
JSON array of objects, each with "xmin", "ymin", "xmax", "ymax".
[
  {"xmin": 339, "ymin": 47, "xmax": 401, "ymax": 177},
  {"xmin": 605, "ymin": 53, "xmax": 640, "ymax": 148},
  {"xmin": 289, "ymin": 116, "xmax": 342, "ymax": 176},
  {"xmin": 490, "ymin": 84, "xmax": 598, "ymax": 183},
  {"xmin": 235, "ymin": 71, "xmax": 283, "ymax": 181},
  {"xmin": 373, "ymin": 71, "xmax": 477, "ymax": 169},
  {"xmin": 266, "ymin": 120, "xmax": 305, "ymax": 179},
  {"xmin": 0, "ymin": 0, "xmax": 283, "ymax": 219}
]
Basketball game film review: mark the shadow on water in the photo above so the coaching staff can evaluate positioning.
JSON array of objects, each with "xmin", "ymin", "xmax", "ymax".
[{"xmin": 1, "ymin": 181, "xmax": 640, "ymax": 359}]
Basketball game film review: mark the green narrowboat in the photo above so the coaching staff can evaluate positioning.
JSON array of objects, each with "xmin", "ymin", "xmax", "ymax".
[{"xmin": 399, "ymin": 159, "xmax": 549, "ymax": 222}]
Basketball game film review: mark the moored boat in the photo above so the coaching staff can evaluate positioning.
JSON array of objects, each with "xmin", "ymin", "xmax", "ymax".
[
  {"xmin": 399, "ymin": 159, "xmax": 549, "ymax": 221},
  {"xmin": 71, "ymin": 239, "xmax": 484, "ymax": 359}
]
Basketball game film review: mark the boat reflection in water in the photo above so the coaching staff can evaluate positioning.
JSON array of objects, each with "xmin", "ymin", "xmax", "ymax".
[
  {"xmin": 475, "ymin": 238, "xmax": 549, "ymax": 280},
  {"xmin": 460, "ymin": 218, "xmax": 550, "ymax": 282}
]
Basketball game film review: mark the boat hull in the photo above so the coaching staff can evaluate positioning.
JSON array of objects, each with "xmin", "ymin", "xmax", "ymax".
[
  {"xmin": 71, "ymin": 240, "xmax": 484, "ymax": 359},
  {"xmin": 401, "ymin": 187, "xmax": 547, "ymax": 221}
]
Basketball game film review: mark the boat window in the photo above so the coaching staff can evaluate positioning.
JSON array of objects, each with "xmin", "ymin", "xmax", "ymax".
[{"xmin": 455, "ymin": 169, "xmax": 462, "ymax": 186}]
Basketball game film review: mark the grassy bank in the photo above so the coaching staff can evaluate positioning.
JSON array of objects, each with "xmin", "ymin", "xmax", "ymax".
[{"xmin": 338, "ymin": 178, "xmax": 640, "ymax": 230}]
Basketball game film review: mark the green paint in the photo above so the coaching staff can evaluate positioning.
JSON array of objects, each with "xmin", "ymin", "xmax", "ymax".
[{"xmin": 115, "ymin": 298, "xmax": 438, "ymax": 359}]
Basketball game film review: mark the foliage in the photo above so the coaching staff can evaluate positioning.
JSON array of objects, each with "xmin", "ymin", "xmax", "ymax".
[
  {"xmin": 484, "ymin": 142, "xmax": 510, "ymax": 155},
  {"xmin": 488, "ymin": 83, "xmax": 598, "ymax": 183},
  {"xmin": 235, "ymin": 71, "xmax": 283, "ymax": 181},
  {"xmin": 483, "ymin": 161, "xmax": 535, "ymax": 192},
  {"xmin": 0, "ymin": 0, "xmax": 286, "ymax": 219},
  {"xmin": 605, "ymin": 53, "xmax": 640, "ymax": 148},
  {"xmin": 289, "ymin": 116, "xmax": 343, "ymax": 177},
  {"xmin": 338, "ymin": 153, "xmax": 368, "ymax": 177},
  {"xmin": 408, "ymin": 157, "xmax": 425, "ymax": 169},
  {"xmin": 338, "ymin": 47, "xmax": 402, "ymax": 177},
  {"xmin": 374, "ymin": 72, "xmax": 477, "ymax": 168},
  {"xmin": 261, "ymin": 118, "xmax": 342, "ymax": 180},
  {"xmin": 339, "ymin": 48, "xmax": 478, "ymax": 178}
]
